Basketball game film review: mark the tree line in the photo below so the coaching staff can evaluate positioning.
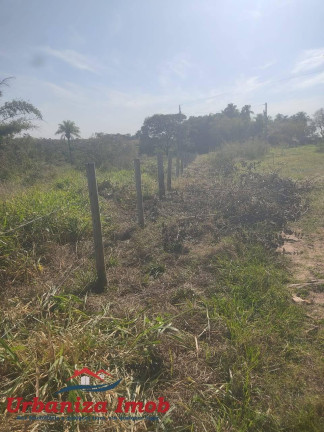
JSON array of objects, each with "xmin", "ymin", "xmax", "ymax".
[
  {"xmin": 137, "ymin": 104, "xmax": 324, "ymax": 156},
  {"xmin": 1, "ymin": 77, "xmax": 324, "ymax": 170}
]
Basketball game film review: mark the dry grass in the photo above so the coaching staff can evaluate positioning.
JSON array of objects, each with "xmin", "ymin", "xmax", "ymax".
[{"xmin": 1, "ymin": 147, "xmax": 324, "ymax": 431}]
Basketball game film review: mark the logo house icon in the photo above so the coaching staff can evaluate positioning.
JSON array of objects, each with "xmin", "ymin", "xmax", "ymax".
[
  {"xmin": 68, "ymin": 368, "xmax": 106, "ymax": 385},
  {"xmin": 55, "ymin": 368, "xmax": 120, "ymax": 394},
  {"xmin": 79, "ymin": 369, "xmax": 113, "ymax": 384}
]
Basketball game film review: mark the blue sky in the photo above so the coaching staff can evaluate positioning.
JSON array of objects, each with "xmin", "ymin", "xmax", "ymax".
[{"xmin": 1, "ymin": 0, "xmax": 323, "ymax": 138}]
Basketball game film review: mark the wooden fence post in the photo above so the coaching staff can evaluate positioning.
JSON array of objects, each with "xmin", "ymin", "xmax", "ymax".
[
  {"xmin": 157, "ymin": 153, "xmax": 165, "ymax": 199},
  {"xmin": 167, "ymin": 154, "xmax": 172, "ymax": 191},
  {"xmin": 134, "ymin": 158, "xmax": 144, "ymax": 228},
  {"xmin": 180, "ymin": 156, "xmax": 184, "ymax": 175},
  {"xmin": 85, "ymin": 162, "xmax": 107, "ymax": 291}
]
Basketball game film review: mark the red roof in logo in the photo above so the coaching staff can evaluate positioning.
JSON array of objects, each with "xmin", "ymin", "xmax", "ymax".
[
  {"xmin": 68, "ymin": 368, "xmax": 104, "ymax": 381},
  {"xmin": 97, "ymin": 369, "xmax": 113, "ymax": 377}
]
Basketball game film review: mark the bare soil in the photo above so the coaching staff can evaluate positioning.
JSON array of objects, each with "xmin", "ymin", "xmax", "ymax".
[{"xmin": 278, "ymin": 227, "xmax": 324, "ymax": 317}]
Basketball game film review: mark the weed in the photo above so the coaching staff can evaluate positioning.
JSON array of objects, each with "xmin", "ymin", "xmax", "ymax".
[{"xmin": 146, "ymin": 263, "xmax": 165, "ymax": 279}]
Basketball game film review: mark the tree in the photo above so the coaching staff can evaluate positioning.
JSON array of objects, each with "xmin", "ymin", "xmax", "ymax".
[
  {"xmin": 0, "ymin": 77, "xmax": 42, "ymax": 144},
  {"xmin": 290, "ymin": 112, "xmax": 314, "ymax": 145},
  {"xmin": 222, "ymin": 103, "xmax": 240, "ymax": 118},
  {"xmin": 313, "ymin": 108, "xmax": 324, "ymax": 140},
  {"xmin": 240, "ymin": 105, "xmax": 254, "ymax": 121},
  {"xmin": 187, "ymin": 114, "xmax": 217, "ymax": 153},
  {"xmin": 268, "ymin": 112, "xmax": 314, "ymax": 146},
  {"xmin": 138, "ymin": 113, "xmax": 186, "ymax": 155},
  {"xmin": 274, "ymin": 113, "xmax": 288, "ymax": 122},
  {"xmin": 251, "ymin": 114, "xmax": 265, "ymax": 139},
  {"xmin": 55, "ymin": 120, "xmax": 80, "ymax": 163}
]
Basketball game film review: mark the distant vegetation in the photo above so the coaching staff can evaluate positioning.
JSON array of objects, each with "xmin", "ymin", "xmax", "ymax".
[
  {"xmin": 138, "ymin": 104, "xmax": 324, "ymax": 156},
  {"xmin": 1, "ymin": 78, "xmax": 324, "ymax": 183},
  {"xmin": 0, "ymin": 134, "xmax": 138, "ymax": 183}
]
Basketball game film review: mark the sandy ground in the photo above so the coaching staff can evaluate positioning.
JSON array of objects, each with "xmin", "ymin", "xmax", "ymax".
[{"xmin": 278, "ymin": 227, "xmax": 324, "ymax": 318}]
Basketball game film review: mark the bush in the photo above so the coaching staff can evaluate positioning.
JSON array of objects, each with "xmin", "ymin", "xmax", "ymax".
[{"xmin": 208, "ymin": 140, "xmax": 268, "ymax": 176}]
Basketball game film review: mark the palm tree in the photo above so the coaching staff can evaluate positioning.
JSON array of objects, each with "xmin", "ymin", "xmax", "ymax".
[{"xmin": 55, "ymin": 120, "xmax": 80, "ymax": 163}]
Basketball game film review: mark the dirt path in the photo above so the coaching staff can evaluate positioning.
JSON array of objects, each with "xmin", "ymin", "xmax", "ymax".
[{"xmin": 278, "ymin": 214, "xmax": 324, "ymax": 318}]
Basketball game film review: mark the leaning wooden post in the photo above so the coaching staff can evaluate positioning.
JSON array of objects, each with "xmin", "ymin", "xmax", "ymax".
[
  {"xmin": 85, "ymin": 162, "xmax": 107, "ymax": 291},
  {"xmin": 167, "ymin": 154, "xmax": 172, "ymax": 191},
  {"xmin": 134, "ymin": 158, "xmax": 144, "ymax": 228},
  {"xmin": 157, "ymin": 153, "xmax": 165, "ymax": 199}
]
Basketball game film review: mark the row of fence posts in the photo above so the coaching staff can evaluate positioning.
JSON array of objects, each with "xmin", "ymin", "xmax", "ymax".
[{"xmin": 85, "ymin": 151, "xmax": 196, "ymax": 292}]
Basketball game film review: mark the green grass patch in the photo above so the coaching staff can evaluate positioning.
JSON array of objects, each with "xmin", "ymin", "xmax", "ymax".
[{"xmin": 0, "ymin": 172, "xmax": 91, "ymax": 283}]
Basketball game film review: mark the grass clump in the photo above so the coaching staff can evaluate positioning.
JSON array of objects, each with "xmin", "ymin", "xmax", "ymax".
[
  {"xmin": 170, "ymin": 243, "xmax": 323, "ymax": 431},
  {"xmin": 0, "ymin": 172, "xmax": 91, "ymax": 284}
]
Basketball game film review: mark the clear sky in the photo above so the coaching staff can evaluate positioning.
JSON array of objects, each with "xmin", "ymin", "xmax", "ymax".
[{"xmin": 1, "ymin": 0, "xmax": 323, "ymax": 138}]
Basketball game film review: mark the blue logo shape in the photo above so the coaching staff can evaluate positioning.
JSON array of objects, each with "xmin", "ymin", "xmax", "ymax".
[{"xmin": 55, "ymin": 378, "xmax": 121, "ymax": 394}]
